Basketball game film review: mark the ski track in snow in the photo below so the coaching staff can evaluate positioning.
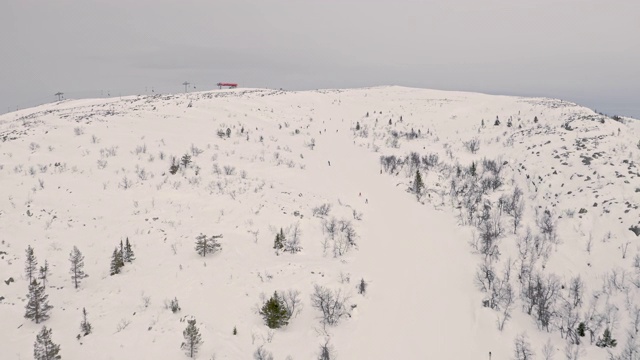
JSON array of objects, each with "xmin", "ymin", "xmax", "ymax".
[{"xmin": 306, "ymin": 127, "xmax": 480, "ymax": 358}]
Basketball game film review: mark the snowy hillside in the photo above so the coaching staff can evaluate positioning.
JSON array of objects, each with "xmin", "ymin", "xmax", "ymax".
[{"xmin": 1, "ymin": 86, "xmax": 639, "ymax": 359}]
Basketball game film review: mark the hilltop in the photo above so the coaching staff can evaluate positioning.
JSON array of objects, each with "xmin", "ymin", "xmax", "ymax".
[{"xmin": 1, "ymin": 86, "xmax": 640, "ymax": 359}]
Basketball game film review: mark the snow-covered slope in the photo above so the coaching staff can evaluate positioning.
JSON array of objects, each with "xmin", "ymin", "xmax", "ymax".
[{"xmin": 1, "ymin": 86, "xmax": 639, "ymax": 359}]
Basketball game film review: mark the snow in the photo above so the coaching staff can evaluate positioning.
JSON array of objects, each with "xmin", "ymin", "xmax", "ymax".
[{"xmin": 1, "ymin": 86, "xmax": 639, "ymax": 359}]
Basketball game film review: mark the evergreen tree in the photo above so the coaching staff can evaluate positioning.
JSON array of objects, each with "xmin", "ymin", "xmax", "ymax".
[
  {"xmin": 25, "ymin": 245, "xmax": 38, "ymax": 284},
  {"xmin": 123, "ymin": 237, "xmax": 135, "ymax": 262},
  {"xmin": 195, "ymin": 234, "xmax": 207, "ymax": 256},
  {"xmin": 69, "ymin": 246, "xmax": 88, "ymax": 289},
  {"xmin": 181, "ymin": 153, "xmax": 192, "ymax": 168},
  {"xmin": 355, "ymin": 122, "xmax": 360, "ymax": 131},
  {"xmin": 470, "ymin": 161, "xmax": 477, "ymax": 177},
  {"xmin": 169, "ymin": 297, "xmax": 181, "ymax": 313},
  {"xmin": 33, "ymin": 326, "xmax": 61, "ymax": 360},
  {"xmin": 260, "ymin": 291, "xmax": 290, "ymax": 329},
  {"xmin": 577, "ymin": 322, "xmax": 586, "ymax": 337},
  {"xmin": 414, "ymin": 170, "xmax": 424, "ymax": 199},
  {"xmin": 80, "ymin": 307, "xmax": 92, "ymax": 336},
  {"xmin": 38, "ymin": 260, "xmax": 50, "ymax": 288},
  {"xmin": 25, "ymin": 280, "xmax": 52, "ymax": 324},
  {"xmin": 358, "ymin": 278, "xmax": 368, "ymax": 295},
  {"xmin": 195, "ymin": 233, "xmax": 223, "ymax": 257},
  {"xmin": 388, "ymin": 119, "xmax": 392, "ymax": 125},
  {"xmin": 273, "ymin": 228, "xmax": 285, "ymax": 252},
  {"xmin": 169, "ymin": 158, "xmax": 180, "ymax": 175},
  {"xmin": 109, "ymin": 247, "xmax": 124, "ymax": 275},
  {"xmin": 181, "ymin": 319, "xmax": 202, "ymax": 358},
  {"xmin": 534, "ymin": 116, "xmax": 539, "ymax": 123},
  {"xmin": 596, "ymin": 327, "xmax": 617, "ymax": 348}
]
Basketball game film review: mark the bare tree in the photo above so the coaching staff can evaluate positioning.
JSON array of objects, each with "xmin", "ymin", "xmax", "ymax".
[
  {"xmin": 557, "ymin": 300, "xmax": 580, "ymax": 344},
  {"xmin": 312, "ymin": 204, "xmax": 331, "ymax": 217},
  {"xmin": 621, "ymin": 241, "xmax": 631, "ymax": 259},
  {"xmin": 333, "ymin": 219, "xmax": 357, "ymax": 257},
  {"xmin": 632, "ymin": 306, "xmax": 640, "ymax": 335},
  {"xmin": 322, "ymin": 217, "xmax": 337, "ymax": 240},
  {"xmin": 568, "ymin": 276, "xmax": 584, "ymax": 308},
  {"xmin": 541, "ymin": 338, "xmax": 555, "ymax": 360},
  {"xmin": 511, "ymin": 198, "xmax": 524, "ymax": 234},
  {"xmin": 513, "ymin": 333, "xmax": 535, "ymax": 360},
  {"xmin": 564, "ymin": 343, "xmax": 584, "ymax": 360},
  {"xmin": 537, "ymin": 208, "xmax": 556, "ymax": 242},
  {"xmin": 585, "ymin": 297, "xmax": 605, "ymax": 344},
  {"xmin": 464, "ymin": 138, "xmax": 481, "ymax": 154},
  {"xmin": 253, "ymin": 345, "xmax": 274, "ymax": 360},
  {"xmin": 281, "ymin": 289, "xmax": 303, "ymax": 318},
  {"xmin": 475, "ymin": 259, "xmax": 496, "ymax": 299},
  {"xmin": 477, "ymin": 203, "xmax": 503, "ymax": 261},
  {"xmin": 497, "ymin": 261, "xmax": 515, "ymax": 331},
  {"xmin": 616, "ymin": 331, "xmax": 639, "ymax": 360},
  {"xmin": 284, "ymin": 223, "xmax": 303, "ymax": 253},
  {"xmin": 311, "ymin": 285, "xmax": 349, "ymax": 326},
  {"xmin": 318, "ymin": 337, "xmax": 336, "ymax": 360},
  {"xmin": 535, "ymin": 274, "xmax": 561, "ymax": 331}
]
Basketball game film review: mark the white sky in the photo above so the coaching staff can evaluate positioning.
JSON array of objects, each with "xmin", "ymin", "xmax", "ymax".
[{"xmin": 1, "ymin": 0, "xmax": 639, "ymax": 118}]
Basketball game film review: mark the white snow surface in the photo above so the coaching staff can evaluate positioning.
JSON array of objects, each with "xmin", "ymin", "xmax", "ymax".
[{"xmin": 1, "ymin": 86, "xmax": 639, "ymax": 359}]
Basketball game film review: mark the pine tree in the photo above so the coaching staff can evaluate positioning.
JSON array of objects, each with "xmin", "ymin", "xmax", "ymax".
[
  {"xmin": 109, "ymin": 247, "xmax": 124, "ymax": 275},
  {"xmin": 181, "ymin": 153, "xmax": 192, "ymax": 168},
  {"xmin": 25, "ymin": 280, "xmax": 53, "ymax": 324},
  {"xmin": 25, "ymin": 245, "xmax": 38, "ymax": 284},
  {"xmin": 534, "ymin": 116, "xmax": 539, "ymax": 123},
  {"xmin": 260, "ymin": 291, "xmax": 290, "ymax": 329},
  {"xmin": 596, "ymin": 327, "xmax": 617, "ymax": 348},
  {"xmin": 414, "ymin": 170, "xmax": 424, "ymax": 199},
  {"xmin": 577, "ymin": 322, "xmax": 586, "ymax": 337},
  {"xmin": 470, "ymin": 161, "xmax": 477, "ymax": 177},
  {"xmin": 195, "ymin": 234, "xmax": 208, "ymax": 256},
  {"xmin": 182, "ymin": 319, "xmax": 202, "ymax": 358},
  {"xmin": 358, "ymin": 278, "xmax": 368, "ymax": 295},
  {"xmin": 80, "ymin": 307, "xmax": 92, "ymax": 336},
  {"xmin": 355, "ymin": 122, "xmax": 360, "ymax": 131},
  {"xmin": 169, "ymin": 158, "xmax": 179, "ymax": 175},
  {"xmin": 69, "ymin": 246, "xmax": 88, "ymax": 289},
  {"xmin": 273, "ymin": 228, "xmax": 285, "ymax": 252},
  {"xmin": 195, "ymin": 234, "xmax": 222, "ymax": 257},
  {"xmin": 123, "ymin": 237, "xmax": 135, "ymax": 263},
  {"xmin": 33, "ymin": 326, "xmax": 61, "ymax": 360},
  {"xmin": 39, "ymin": 260, "xmax": 50, "ymax": 288}
]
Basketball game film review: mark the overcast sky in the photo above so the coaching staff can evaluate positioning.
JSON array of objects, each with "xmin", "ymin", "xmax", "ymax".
[{"xmin": 1, "ymin": 0, "xmax": 639, "ymax": 118}]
